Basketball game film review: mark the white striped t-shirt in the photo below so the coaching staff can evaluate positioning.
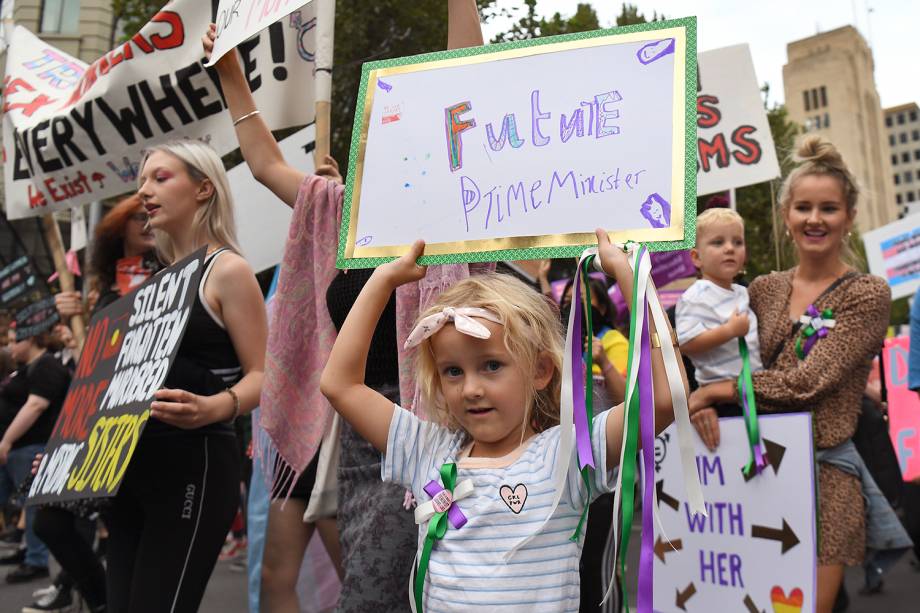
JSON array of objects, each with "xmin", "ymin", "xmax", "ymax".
[
  {"xmin": 675, "ymin": 279, "xmax": 762, "ymax": 385},
  {"xmin": 382, "ymin": 405, "xmax": 618, "ymax": 612}
]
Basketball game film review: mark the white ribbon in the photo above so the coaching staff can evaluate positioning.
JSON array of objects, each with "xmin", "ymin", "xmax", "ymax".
[
  {"xmin": 601, "ymin": 246, "xmax": 706, "ymax": 604},
  {"xmin": 799, "ymin": 314, "xmax": 836, "ymax": 330},
  {"xmin": 413, "ymin": 479, "xmax": 475, "ymax": 525},
  {"xmin": 404, "ymin": 306, "xmax": 503, "ymax": 349},
  {"xmin": 504, "ymin": 247, "xmax": 598, "ymax": 559}
]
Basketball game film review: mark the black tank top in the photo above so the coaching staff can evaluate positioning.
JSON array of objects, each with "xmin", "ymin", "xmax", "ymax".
[
  {"xmin": 325, "ymin": 268, "xmax": 399, "ymax": 389},
  {"xmin": 148, "ymin": 248, "xmax": 241, "ymax": 437}
]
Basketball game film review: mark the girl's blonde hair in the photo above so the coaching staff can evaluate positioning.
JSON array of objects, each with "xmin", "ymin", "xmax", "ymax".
[
  {"xmin": 139, "ymin": 140, "xmax": 241, "ymax": 263},
  {"xmin": 778, "ymin": 134, "xmax": 862, "ymax": 266},
  {"xmin": 415, "ymin": 273, "xmax": 564, "ymax": 434}
]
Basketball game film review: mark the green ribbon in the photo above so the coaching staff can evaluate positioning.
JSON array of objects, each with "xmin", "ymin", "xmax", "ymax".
[
  {"xmin": 737, "ymin": 337, "xmax": 765, "ymax": 478},
  {"xmin": 570, "ymin": 255, "xmax": 596, "ymax": 541},
  {"xmin": 414, "ymin": 463, "xmax": 458, "ymax": 613},
  {"xmin": 794, "ymin": 307, "xmax": 834, "ymax": 359},
  {"xmin": 617, "ymin": 249, "xmax": 644, "ymax": 612}
]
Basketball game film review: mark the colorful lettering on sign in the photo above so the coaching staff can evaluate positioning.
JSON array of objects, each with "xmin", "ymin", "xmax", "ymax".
[
  {"xmin": 22, "ymin": 49, "xmax": 84, "ymax": 90},
  {"xmin": 485, "ymin": 114, "xmax": 524, "ymax": 151},
  {"xmin": 444, "ymin": 101, "xmax": 476, "ymax": 172},
  {"xmin": 66, "ymin": 411, "xmax": 150, "ymax": 494},
  {"xmin": 696, "ymin": 95, "xmax": 764, "ymax": 173}
]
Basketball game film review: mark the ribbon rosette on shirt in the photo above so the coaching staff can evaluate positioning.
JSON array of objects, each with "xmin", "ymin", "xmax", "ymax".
[
  {"xmin": 795, "ymin": 305, "xmax": 835, "ymax": 359},
  {"xmin": 411, "ymin": 462, "xmax": 474, "ymax": 613}
]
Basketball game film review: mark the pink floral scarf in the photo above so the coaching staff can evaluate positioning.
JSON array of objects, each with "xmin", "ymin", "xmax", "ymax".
[{"xmin": 258, "ymin": 175, "xmax": 492, "ymax": 496}]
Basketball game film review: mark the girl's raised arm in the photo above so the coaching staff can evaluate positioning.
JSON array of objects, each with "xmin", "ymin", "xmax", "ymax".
[
  {"xmin": 320, "ymin": 242, "xmax": 428, "ymax": 452},
  {"xmin": 203, "ymin": 24, "xmax": 306, "ymax": 207}
]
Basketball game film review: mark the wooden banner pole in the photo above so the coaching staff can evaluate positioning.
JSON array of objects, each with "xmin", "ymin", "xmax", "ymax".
[{"xmin": 41, "ymin": 214, "xmax": 86, "ymax": 349}]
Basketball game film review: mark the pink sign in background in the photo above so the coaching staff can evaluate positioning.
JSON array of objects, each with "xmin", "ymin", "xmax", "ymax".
[{"xmin": 882, "ymin": 336, "xmax": 920, "ymax": 481}]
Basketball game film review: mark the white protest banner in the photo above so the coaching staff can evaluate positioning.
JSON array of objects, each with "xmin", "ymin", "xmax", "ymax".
[
  {"xmin": 338, "ymin": 18, "xmax": 697, "ymax": 268},
  {"xmin": 651, "ymin": 414, "xmax": 816, "ymax": 613},
  {"xmin": 207, "ymin": 0, "xmax": 315, "ymax": 67},
  {"xmin": 2, "ymin": 0, "xmax": 321, "ymax": 219},
  {"xmin": 229, "ymin": 123, "xmax": 315, "ymax": 272},
  {"xmin": 863, "ymin": 213, "xmax": 920, "ymax": 300},
  {"xmin": 696, "ymin": 44, "xmax": 780, "ymax": 196}
]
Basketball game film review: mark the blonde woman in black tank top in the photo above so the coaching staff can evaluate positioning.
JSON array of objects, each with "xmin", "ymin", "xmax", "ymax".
[{"xmin": 102, "ymin": 140, "xmax": 267, "ymax": 613}]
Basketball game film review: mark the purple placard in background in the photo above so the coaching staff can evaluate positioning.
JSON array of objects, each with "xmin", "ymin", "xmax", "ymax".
[{"xmin": 549, "ymin": 251, "xmax": 696, "ymax": 322}]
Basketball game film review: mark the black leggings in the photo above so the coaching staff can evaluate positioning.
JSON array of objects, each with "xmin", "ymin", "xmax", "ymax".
[
  {"xmin": 33, "ymin": 507, "xmax": 106, "ymax": 609},
  {"xmin": 106, "ymin": 433, "xmax": 239, "ymax": 613}
]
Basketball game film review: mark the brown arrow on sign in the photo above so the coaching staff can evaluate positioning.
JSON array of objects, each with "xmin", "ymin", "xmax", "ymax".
[
  {"xmin": 656, "ymin": 479, "xmax": 680, "ymax": 511},
  {"xmin": 654, "ymin": 536, "xmax": 683, "ymax": 563},
  {"xmin": 744, "ymin": 594, "xmax": 766, "ymax": 613},
  {"xmin": 751, "ymin": 518, "xmax": 800, "ymax": 553},
  {"xmin": 675, "ymin": 582, "xmax": 696, "ymax": 611},
  {"xmin": 743, "ymin": 438, "xmax": 787, "ymax": 482}
]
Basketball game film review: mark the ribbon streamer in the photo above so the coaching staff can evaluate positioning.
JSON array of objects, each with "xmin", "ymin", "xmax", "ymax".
[
  {"xmin": 738, "ymin": 337, "xmax": 767, "ymax": 477},
  {"xmin": 603, "ymin": 245, "xmax": 707, "ymax": 610},
  {"xmin": 411, "ymin": 463, "xmax": 474, "ymax": 613},
  {"xmin": 505, "ymin": 247, "xmax": 600, "ymax": 559}
]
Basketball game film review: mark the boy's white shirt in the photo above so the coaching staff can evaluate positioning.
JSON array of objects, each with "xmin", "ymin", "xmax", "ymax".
[{"xmin": 675, "ymin": 279, "xmax": 763, "ymax": 385}]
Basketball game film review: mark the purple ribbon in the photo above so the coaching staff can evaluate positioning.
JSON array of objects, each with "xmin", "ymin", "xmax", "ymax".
[
  {"xmin": 637, "ymin": 306, "xmax": 655, "ymax": 612},
  {"xmin": 571, "ymin": 269, "xmax": 596, "ymax": 470},
  {"xmin": 423, "ymin": 480, "xmax": 467, "ymax": 529},
  {"xmin": 741, "ymin": 376, "xmax": 768, "ymax": 472},
  {"xmin": 803, "ymin": 307, "xmax": 828, "ymax": 354}
]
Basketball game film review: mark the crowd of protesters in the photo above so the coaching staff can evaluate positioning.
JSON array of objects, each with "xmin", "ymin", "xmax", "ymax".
[{"xmin": 0, "ymin": 1, "xmax": 917, "ymax": 613}]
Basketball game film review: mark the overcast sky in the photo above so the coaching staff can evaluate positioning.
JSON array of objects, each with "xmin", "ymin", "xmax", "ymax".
[{"xmin": 483, "ymin": 0, "xmax": 920, "ymax": 110}]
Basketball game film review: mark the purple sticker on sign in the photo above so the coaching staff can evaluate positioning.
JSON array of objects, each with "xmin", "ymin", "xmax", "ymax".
[
  {"xmin": 640, "ymin": 193, "xmax": 671, "ymax": 228},
  {"xmin": 377, "ymin": 79, "xmax": 392, "ymax": 93},
  {"xmin": 636, "ymin": 38, "xmax": 675, "ymax": 65}
]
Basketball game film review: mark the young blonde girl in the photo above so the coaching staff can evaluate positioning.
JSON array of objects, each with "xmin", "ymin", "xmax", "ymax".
[{"xmin": 321, "ymin": 230, "xmax": 687, "ymax": 611}]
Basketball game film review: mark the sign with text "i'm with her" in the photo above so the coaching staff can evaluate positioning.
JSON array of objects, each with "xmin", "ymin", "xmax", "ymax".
[{"xmin": 651, "ymin": 414, "xmax": 817, "ymax": 613}]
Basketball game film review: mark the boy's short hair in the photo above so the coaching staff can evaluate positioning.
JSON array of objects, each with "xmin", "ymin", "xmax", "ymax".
[{"xmin": 696, "ymin": 207, "xmax": 744, "ymax": 245}]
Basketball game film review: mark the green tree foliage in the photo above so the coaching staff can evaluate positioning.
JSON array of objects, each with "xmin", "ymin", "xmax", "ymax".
[
  {"xmin": 112, "ymin": 0, "xmax": 167, "ymax": 43},
  {"xmin": 615, "ymin": 3, "xmax": 665, "ymax": 26},
  {"xmin": 491, "ymin": 0, "xmax": 601, "ymax": 42}
]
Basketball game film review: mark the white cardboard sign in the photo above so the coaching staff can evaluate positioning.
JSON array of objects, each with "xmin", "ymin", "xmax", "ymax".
[
  {"xmin": 696, "ymin": 44, "xmax": 780, "ymax": 196},
  {"xmin": 862, "ymin": 213, "xmax": 920, "ymax": 300},
  {"xmin": 206, "ymin": 0, "xmax": 315, "ymax": 67},
  {"xmin": 651, "ymin": 414, "xmax": 817, "ymax": 613},
  {"xmin": 340, "ymin": 19, "xmax": 696, "ymax": 267},
  {"xmin": 2, "ymin": 0, "xmax": 321, "ymax": 219}
]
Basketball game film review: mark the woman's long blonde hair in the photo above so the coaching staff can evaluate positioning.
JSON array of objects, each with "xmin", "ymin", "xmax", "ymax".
[
  {"xmin": 414, "ymin": 273, "xmax": 564, "ymax": 435},
  {"xmin": 778, "ymin": 134, "xmax": 863, "ymax": 267},
  {"xmin": 139, "ymin": 140, "xmax": 241, "ymax": 263}
]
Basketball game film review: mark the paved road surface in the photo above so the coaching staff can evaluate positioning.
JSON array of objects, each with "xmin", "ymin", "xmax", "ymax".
[{"xmin": 0, "ymin": 541, "xmax": 915, "ymax": 611}]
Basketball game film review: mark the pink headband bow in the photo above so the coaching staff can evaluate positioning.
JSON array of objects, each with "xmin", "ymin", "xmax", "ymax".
[{"xmin": 403, "ymin": 307, "xmax": 503, "ymax": 349}]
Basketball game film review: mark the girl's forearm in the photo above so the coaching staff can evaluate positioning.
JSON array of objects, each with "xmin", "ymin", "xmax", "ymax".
[{"xmin": 320, "ymin": 272, "xmax": 395, "ymax": 401}]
